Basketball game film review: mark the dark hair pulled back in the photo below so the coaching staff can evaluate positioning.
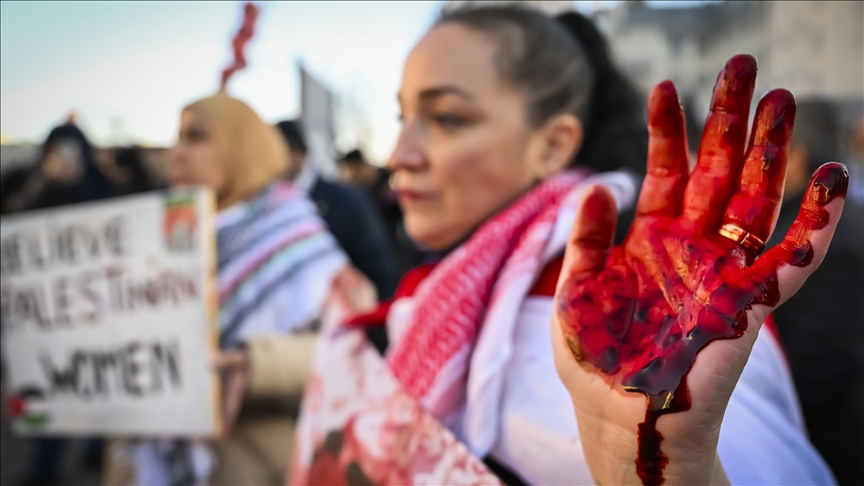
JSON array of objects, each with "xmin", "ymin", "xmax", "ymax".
[{"xmin": 436, "ymin": 5, "xmax": 647, "ymax": 175}]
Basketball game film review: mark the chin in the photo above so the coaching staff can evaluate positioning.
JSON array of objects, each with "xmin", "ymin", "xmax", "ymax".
[{"xmin": 404, "ymin": 218, "xmax": 456, "ymax": 252}]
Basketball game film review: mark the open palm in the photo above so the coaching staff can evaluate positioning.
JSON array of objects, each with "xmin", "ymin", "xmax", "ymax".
[{"xmin": 551, "ymin": 55, "xmax": 848, "ymax": 485}]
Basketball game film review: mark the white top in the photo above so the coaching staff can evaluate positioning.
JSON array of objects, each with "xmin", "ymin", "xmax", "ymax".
[{"xmin": 490, "ymin": 296, "xmax": 834, "ymax": 485}]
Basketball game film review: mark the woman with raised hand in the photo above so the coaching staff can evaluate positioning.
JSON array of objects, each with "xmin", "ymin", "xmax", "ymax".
[{"xmin": 290, "ymin": 5, "xmax": 842, "ymax": 486}]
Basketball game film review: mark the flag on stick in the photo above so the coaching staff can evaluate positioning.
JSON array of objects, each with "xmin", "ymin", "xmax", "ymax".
[{"xmin": 220, "ymin": 2, "xmax": 259, "ymax": 92}]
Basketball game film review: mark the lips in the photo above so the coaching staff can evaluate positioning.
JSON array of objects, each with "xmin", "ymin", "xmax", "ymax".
[{"xmin": 394, "ymin": 189, "xmax": 435, "ymax": 203}]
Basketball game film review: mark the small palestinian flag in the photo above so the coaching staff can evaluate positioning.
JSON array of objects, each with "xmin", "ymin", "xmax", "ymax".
[
  {"xmin": 6, "ymin": 386, "xmax": 50, "ymax": 429},
  {"xmin": 164, "ymin": 192, "xmax": 198, "ymax": 252}
]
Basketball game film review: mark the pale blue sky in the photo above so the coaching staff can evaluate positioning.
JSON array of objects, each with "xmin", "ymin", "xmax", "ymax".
[
  {"xmin": 1, "ymin": 1, "xmax": 716, "ymax": 161},
  {"xmin": 1, "ymin": 1, "xmax": 447, "ymax": 161}
]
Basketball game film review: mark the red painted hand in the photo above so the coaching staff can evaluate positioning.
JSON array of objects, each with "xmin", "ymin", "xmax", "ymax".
[{"xmin": 551, "ymin": 55, "xmax": 848, "ymax": 486}]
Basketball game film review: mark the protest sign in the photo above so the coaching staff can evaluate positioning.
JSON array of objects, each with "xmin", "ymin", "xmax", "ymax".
[{"xmin": 1, "ymin": 188, "xmax": 221, "ymax": 436}]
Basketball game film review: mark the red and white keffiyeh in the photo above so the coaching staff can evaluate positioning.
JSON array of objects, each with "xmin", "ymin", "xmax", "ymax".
[{"xmin": 386, "ymin": 171, "xmax": 589, "ymax": 424}]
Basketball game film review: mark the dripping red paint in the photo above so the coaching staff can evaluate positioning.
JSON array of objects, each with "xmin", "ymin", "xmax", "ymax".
[{"xmin": 560, "ymin": 159, "xmax": 847, "ymax": 486}]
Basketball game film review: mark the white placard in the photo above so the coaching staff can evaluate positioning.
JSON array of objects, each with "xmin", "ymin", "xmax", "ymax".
[{"xmin": 1, "ymin": 188, "xmax": 221, "ymax": 437}]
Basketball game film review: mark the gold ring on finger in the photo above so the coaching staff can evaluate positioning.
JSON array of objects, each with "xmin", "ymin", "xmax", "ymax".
[{"xmin": 718, "ymin": 223, "xmax": 766, "ymax": 254}]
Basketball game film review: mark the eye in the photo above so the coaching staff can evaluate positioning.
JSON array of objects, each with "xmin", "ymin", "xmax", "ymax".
[
  {"xmin": 433, "ymin": 112, "xmax": 467, "ymax": 129},
  {"xmin": 184, "ymin": 128, "xmax": 207, "ymax": 143}
]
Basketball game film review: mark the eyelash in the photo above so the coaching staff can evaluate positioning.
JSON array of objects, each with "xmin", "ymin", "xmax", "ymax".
[
  {"xmin": 396, "ymin": 111, "xmax": 467, "ymax": 130},
  {"xmin": 432, "ymin": 112, "xmax": 466, "ymax": 129}
]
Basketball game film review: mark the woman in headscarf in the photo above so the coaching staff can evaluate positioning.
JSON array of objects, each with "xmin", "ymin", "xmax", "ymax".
[
  {"xmin": 290, "ymin": 6, "xmax": 843, "ymax": 485},
  {"xmin": 105, "ymin": 94, "xmax": 352, "ymax": 486}
]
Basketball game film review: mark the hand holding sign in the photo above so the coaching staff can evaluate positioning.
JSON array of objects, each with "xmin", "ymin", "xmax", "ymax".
[
  {"xmin": 1, "ymin": 189, "xmax": 220, "ymax": 437},
  {"xmin": 214, "ymin": 349, "xmax": 248, "ymax": 436}
]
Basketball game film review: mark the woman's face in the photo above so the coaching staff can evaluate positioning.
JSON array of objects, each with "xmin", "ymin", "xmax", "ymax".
[
  {"xmin": 167, "ymin": 109, "xmax": 225, "ymax": 192},
  {"xmin": 388, "ymin": 24, "xmax": 578, "ymax": 251},
  {"xmin": 41, "ymin": 139, "xmax": 84, "ymax": 184}
]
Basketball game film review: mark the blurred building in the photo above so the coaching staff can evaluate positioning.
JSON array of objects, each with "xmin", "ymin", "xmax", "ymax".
[{"xmin": 594, "ymin": 1, "xmax": 864, "ymax": 128}]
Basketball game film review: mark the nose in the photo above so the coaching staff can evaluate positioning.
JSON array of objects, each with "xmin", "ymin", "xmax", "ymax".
[
  {"xmin": 386, "ymin": 124, "xmax": 425, "ymax": 172},
  {"xmin": 167, "ymin": 144, "xmax": 182, "ymax": 166},
  {"xmin": 165, "ymin": 144, "xmax": 185, "ymax": 184}
]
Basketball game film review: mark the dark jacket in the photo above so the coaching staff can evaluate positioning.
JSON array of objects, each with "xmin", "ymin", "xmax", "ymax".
[
  {"xmin": 360, "ymin": 166, "xmax": 427, "ymax": 275},
  {"xmin": 768, "ymin": 192, "xmax": 864, "ymax": 485},
  {"xmin": 27, "ymin": 124, "xmax": 112, "ymax": 211},
  {"xmin": 310, "ymin": 178, "xmax": 400, "ymax": 300}
]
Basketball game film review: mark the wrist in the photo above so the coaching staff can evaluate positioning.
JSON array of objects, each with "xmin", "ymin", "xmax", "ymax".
[
  {"xmin": 643, "ymin": 450, "xmax": 727, "ymax": 486},
  {"xmin": 573, "ymin": 400, "xmax": 726, "ymax": 485},
  {"xmin": 586, "ymin": 444, "xmax": 726, "ymax": 486}
]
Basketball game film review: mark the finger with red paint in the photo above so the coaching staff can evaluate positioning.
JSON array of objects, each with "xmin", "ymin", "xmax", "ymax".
[
  {"xmin": 748, "ymin": 162, "xmax": 848, "ymax": 310},
  {"xmin": 635, "ymin": 81, "xmax": 690, "ymax": 218},
  {"xmin": 557, "ymin": 185, "xmax": 618, "ymax": 290},
  {"xmin": 722, "ymin": 89, "xmax": 797, "ymax": 253},
  {"xmin": 681, "ymin": 54, "xmax": 758, "ymax": 231}
]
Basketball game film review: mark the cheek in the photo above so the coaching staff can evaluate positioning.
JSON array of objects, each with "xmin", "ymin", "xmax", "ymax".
[
  {"xmin": 408, "ymin": 128, "xmax": 531, "ymax": 248},
  {"xmin": 188, "ymin": 146, "xmax": 224, "ymax": 189},
  {"xmin": 439, "ymin": 131, "xmax": 530, "ymax": 218}
]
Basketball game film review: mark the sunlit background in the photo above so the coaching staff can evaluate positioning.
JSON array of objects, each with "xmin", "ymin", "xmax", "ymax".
[
  {"xmin": 2, "ymin": 1, "xmax": 744, "ymax": 164},
  {"xmin": 1, "ymin": 2, "xmax": 862, "ymax": 484}
]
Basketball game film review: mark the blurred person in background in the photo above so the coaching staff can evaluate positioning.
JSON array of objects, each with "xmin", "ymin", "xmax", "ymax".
[
  {"xmin": 338, "ymin": 148, "xmax": 388, "ymax": 189},
  {"xmin": 291, "ymin": 5, "xmax": 836, "ymax": 485},
  {"xmin": 848, "ymin": 115, "xmax": 864, "ymax": 205},
  {"xmin": 104, "ymin": 145, "xmax": 163, "ymax": 197},
  {"xmin": 766, "ymin": 99, "xmax": 864, "ymax": 485},
  {"xmin": 276, "ymin": 120, "xmax": 400, "ymax": 299},
  {"xmin": 339, "ymin": 148, "xmax": 425, "ymax": 273},
  {"xmin": 0, "ymin": 164, "xmax": 35, "ymax": 214},
  {"xmin": 103, "ymin": 94, "xmax": 353, "ymax": 486},
  {"xmin": 1, "ymin": 123, "xmax": 113, "ymax": 214},
  {"xmin": 3, "ymin": 122, "xmax": 113, "ymax": 486}
]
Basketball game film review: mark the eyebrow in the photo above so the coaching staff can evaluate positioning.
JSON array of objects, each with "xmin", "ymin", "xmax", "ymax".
[{"xmin": 418, "ymin": 85, "xmax": 475, "ymax": 101}]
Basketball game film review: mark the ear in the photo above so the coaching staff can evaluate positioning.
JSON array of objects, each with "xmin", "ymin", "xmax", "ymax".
[{"xmin": 528, "ymin": 113, "xmax": 584, "ymax": 179}]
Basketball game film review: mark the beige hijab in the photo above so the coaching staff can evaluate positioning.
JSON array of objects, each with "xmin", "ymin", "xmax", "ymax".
[{"xmin": 184, "ymin": 94, "xmax": 292, "ymax": 210}]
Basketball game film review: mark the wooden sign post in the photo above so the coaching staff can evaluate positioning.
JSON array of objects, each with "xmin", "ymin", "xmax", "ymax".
[{"xmin": 1, "ymin": 188, "xmax": 221, "ymax": 437}]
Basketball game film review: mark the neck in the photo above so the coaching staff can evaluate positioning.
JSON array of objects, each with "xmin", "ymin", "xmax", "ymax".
[{"xmin": 433, "ymin": 178, "xmax": 544, "ymax": 257}]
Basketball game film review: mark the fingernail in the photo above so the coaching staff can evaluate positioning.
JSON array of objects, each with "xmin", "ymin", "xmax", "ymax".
[
  {"xmin": 648, "ymin": 81, "xmax": 684, "ymax": 137},
  {"xmin": 577, "ymin": 187, "xmax": 616, "ymax": 247},
  {"xmin": 711, "ymin": 54, "xmax": 757, "ymax": 111},
  {"xmin": 808, "ymin": 162, "xmax": 849, "ymax": 207},
  {"xmin": 752, "ymin": 89, "xmax": 796, "ymax": 148}
]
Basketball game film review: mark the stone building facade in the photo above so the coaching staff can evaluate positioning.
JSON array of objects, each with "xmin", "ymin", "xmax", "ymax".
[{"xmin": 594, "ymin": 1, "xmax": 863, "ymax": 125}]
